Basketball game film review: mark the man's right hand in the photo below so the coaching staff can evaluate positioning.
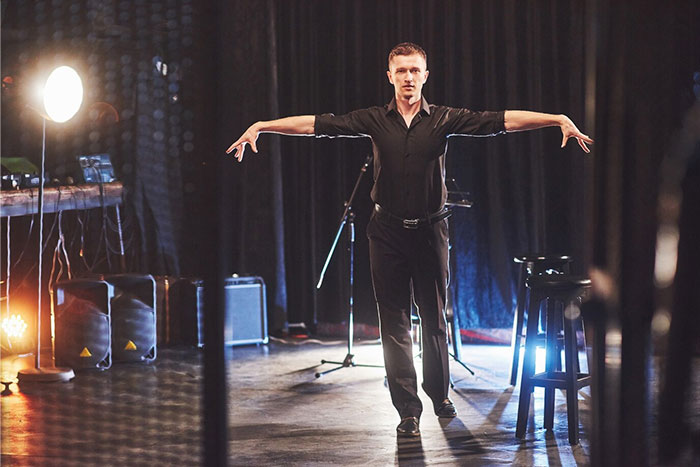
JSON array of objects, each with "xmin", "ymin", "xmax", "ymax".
[
  {"xmin": 226, "ymin": 116, "xmax": 315, "ymax": 162},
  {"xmin": 226, "ymin": 123, "xmax": 259, "ymax": 162}
]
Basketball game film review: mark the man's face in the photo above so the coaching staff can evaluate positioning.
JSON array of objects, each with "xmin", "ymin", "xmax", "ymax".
[{"xmin": 387, "ymin": 53, "xmax": 429, "ymax": 104}]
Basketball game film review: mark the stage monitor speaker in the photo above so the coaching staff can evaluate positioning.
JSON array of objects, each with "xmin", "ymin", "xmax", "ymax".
[
  {"xmin": 104, "ymin": 274, "xmax": 157, "ymax": 363},
  {"xmin": 224, "ymin": 276, "xmax": 268, "ymax": 346},
  {"xmin": 54, "ymin": 279, "xmax": 113, "ymax": 370}
]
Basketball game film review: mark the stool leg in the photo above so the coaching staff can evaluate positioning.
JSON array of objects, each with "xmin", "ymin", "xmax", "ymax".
[
  {"xmin": 544, "ymin": 300, "xmax": 558, "ymax": 430},
  {"xmin": 516, "ymin": 291, "xmax": 541, "ymax": 439},
  {"xmin": 581, "ymin": 315, "xmax": 591, "ymax": 375},
  {"xmin": 564, "ymin": 301, "xmax": 580, "ymax": 445},
  {"xmin": 509, "ymin": 264, "xmax": 528, "ymax": 386},
  {"xmin": 575, "ymin": 316, "xmax": 583, "ymax": 373},
  {"xmin": 555, "ymin": 307, "xmax": 563, "ymax": 372}
]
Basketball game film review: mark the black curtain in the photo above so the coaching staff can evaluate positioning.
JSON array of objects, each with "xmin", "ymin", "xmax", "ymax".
[
  {"xmin": 214, "ymin": 1, "xmax": 289, "ymax": 333},
  {"xmin": 220, "ymin": 0, "xmax": 588, "ymax": 332}
]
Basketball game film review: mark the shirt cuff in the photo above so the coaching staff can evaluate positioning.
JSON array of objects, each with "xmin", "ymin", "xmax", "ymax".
[
  {"xmin": 314, "ymin": 113, "xmax": 332, "ymax": 137},
  {"xmin": 495, "ymin": 110, "xmax": 506, "ymax": 134}
]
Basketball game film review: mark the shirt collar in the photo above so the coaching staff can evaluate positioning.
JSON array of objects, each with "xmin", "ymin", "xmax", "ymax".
[{"xmin": 386, "ymin": 96, "xmax": 431, "ymax": 116}]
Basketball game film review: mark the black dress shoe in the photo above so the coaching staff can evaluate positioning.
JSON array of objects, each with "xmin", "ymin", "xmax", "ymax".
[
  {"xmin": 396, "ymin": 417, "xmax": 420, "ymax": 437},
  {"xmin": 434, "ymin": 399, "xmax": 457, "ymax": 418}
]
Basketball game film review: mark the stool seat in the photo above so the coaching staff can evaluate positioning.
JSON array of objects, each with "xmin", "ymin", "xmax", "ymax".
[{"xmin": 526, "ymin": 275, "xmax": 591, "ymax": 290}]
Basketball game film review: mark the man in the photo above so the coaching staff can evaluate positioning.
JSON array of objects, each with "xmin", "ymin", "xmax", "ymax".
[{"xmin": 227, "ymin": 42, "xmax": 592, "ymax": 437}]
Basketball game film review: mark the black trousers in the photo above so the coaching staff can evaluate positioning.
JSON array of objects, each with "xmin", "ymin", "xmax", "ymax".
[{"xmin": 367, "ymin": 211, "xmax": 451, "ymax": 419}]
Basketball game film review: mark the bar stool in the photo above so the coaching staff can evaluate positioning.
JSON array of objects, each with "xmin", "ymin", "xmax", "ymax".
[
  {"xmin": 509, "ymin": 255, "xmax": 573, "ymax": 386},
  {"xmin": 515, "ymin": 275, "xmax": 591, "ymax": 445}
]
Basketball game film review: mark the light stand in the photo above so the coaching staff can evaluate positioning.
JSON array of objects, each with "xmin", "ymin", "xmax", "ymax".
[
  {"xmin": 315, "ymin": 154, "xmax": 383, "ymax": 378},
  {"xmin": 18, "ymin": 66, "xmax": 83, "ymax": 383}
]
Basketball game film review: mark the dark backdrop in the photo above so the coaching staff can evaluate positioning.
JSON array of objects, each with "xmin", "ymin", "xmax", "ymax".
[{"xmin": 218, "ymin": 0, "xmax": 589, "ymax": 332}]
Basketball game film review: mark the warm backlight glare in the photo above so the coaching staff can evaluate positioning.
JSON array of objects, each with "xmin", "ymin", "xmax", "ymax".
[
  {"xmin": 43, "ymin": 66, "xmax": 83, "ymax": 123},
  {"xmin": 2, "ymin": 314, "xmax": 28, "ymax": 339}
]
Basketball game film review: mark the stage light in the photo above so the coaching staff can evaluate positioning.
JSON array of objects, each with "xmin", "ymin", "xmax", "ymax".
[
  {"xmin": 17, "ymin": 64, "xmax": 83, "ymax": 384},
  {"xmin": 1, "ymin": 314, "xmax": 28, "ymax": 340},
  {"xmin": 42, "ymin": 66, "xmax": 83, "ymax": 123},
  {"xmin": 0, "ymin": 302, "xmax": 34, "ymax": 355}
]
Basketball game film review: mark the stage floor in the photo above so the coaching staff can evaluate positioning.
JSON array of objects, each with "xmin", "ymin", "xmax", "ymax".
[{"xmin": 3, "ymin": 340, "xmax": 594, "ymax": 465}]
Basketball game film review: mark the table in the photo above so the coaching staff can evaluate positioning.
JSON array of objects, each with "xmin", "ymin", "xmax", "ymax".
[{"xmin": 0, "ymin": 182, "xmax": 123, "ymax": 217}]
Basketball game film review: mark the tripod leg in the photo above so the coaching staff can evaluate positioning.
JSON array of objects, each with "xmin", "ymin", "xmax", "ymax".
[
  {"xmin": 315, "ymin": 364, "xmax": 346, "ymax": 378},
  {"xmin": 449, "ymin": 352, "xmax": 475, "ymax": 376}
]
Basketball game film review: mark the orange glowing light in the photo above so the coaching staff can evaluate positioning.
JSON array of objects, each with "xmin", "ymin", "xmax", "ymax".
[{"xmin": 2, "ymin": 314, "xmax": 28, "ymax": 340}]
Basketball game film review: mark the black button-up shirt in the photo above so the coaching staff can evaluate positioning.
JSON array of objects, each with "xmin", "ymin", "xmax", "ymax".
[{"xmin": 315, "ymin": 96, "xmax": 505, "ymax": 218}]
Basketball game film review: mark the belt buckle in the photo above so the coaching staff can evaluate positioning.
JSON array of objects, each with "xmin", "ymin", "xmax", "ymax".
[{"xmin": 403, "ymin": 218, "xmax": 419, "ymax": 229}]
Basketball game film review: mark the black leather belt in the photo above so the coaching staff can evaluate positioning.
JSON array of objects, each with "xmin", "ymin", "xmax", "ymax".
[{"xmin": 374, "ymin": 204, "xmax": 452, "ymax": 229}]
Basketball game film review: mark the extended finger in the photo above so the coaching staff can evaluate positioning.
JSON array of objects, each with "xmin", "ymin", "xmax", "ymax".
[
  {"xmin": 226, "ymin": 141, "xmax": 239, "ymax": 154},
  {"xmin": 577, "ymin": 137, "xmax": 590, "ymax": 153},
  {"xmin": 561, "ymin": 134, "xmax": 569, "ymax": 148},
  {"xmin": 579, "ymin": 133, "xmax": 594, "ymax": 144},
  {"xmin": 235, "ymin": 144, "xmax": 246, "ymax": 162}
]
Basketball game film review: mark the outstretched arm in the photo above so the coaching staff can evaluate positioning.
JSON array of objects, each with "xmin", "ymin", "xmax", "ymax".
[
  {"xmin": 226, "ymin": 115, "xmax": 316, "ymax": 162},
  {"xmin": 504, "ymin": 110, "xmax": 593, "ymax": 153}
]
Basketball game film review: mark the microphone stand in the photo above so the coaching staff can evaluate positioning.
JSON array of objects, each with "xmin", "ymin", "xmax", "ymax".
[
  {"xmin": 443, "ymin": 179, "xmax": 476, "ymax": 377},
  {"xmin": 409, "ymin": 192, "xmax": 476, "ymax": 383},
  {"xmin": 315, "ymin": 154, "xmax": 383, "ymax": 378}
]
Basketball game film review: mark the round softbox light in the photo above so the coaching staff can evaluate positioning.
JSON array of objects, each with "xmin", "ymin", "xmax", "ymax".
[{"xmin": 43, "ymin": 66, "xmax": 83, "ymax": 123}]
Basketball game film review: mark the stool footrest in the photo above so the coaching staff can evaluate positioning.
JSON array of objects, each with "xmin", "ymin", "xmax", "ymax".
[
  {"xmin": 529, "ymin": 372, "xmax": 591, "ymax": 389},
  {"xmin": 517, "ymin": 333, "xmax": 562, "ymax": 347}
]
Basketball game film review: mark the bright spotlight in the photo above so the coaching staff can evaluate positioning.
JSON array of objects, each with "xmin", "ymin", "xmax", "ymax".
[
  {"xmin": 42, "ymin": 66, "xmax": 83, "ymax": 123},
  {"xmin": 2, "ymin": 314, "xmax": 28, "ymax": 340}
]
